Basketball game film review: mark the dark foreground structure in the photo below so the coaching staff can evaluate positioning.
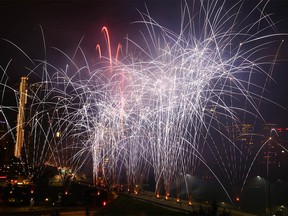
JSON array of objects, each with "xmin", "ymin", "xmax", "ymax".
[
  {"xmin": 0, "ymin": 195, "xmax": 234, "ymax": 216},
  {"xmin": 96, "ymin": 194, "xmax": 234, "ymax": 216},
  {"xmin": 1, "ymin": 177, "xmax": 288, "ymax": 216},
  {"xmin": 0, "ymin": 189, "xmax": 256, "ymax": 216}
]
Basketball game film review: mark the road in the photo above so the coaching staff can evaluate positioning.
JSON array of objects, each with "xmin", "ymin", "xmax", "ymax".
[{"xmin": 123, "ymin": 190, "xmax": 257, "ymax": 216}]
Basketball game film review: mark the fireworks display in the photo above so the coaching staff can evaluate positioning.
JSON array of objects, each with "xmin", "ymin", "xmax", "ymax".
[{"xmin": 0, "ymin": 0, "xmax": 286, "ymax": 203}]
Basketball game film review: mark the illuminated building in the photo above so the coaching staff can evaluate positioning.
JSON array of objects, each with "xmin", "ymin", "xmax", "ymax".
[
  {"xmin": 257, "ymin": 124, "xmax": 288, "ymax": 180},
  {"xmin": 226, "ymin": 123, "xmax": 254, "ymax": 144},
  {"xmin": 202, "ymin": 123, "xmax": 255, "ymax": 180},
  {"xmin": 14, "ymin": 77, "xmax": 28, "ymax": 158},
  {"xmin": 226, "ymin": 123, "xmax": 255, "ymax": 175}
]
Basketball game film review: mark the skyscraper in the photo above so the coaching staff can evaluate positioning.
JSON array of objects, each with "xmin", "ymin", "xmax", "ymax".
[
  {"xmin": 14, "ymin": 76, "xmax": 28, "ymax": 158},
  {"xmin": 259, "ymin": 124, "xmax": 288, "ymax": 180}
]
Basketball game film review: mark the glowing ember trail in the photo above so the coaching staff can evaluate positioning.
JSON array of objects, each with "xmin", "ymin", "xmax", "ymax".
[{"xmin": 101, "ymin": 26, "xmax": 112, "ymax": 67}]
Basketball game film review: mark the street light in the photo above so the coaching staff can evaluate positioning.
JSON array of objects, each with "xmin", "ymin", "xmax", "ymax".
[{"xmin": 256, "ymin": 176, "xmax": 269, "ymax": 216}]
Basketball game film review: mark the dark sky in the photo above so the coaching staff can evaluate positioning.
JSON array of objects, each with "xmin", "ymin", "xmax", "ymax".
[
  {"xmin": 0, "ymin": 0, "xmax": 182, "ymax": 80},
  {"xmin": 0, "ymin": 0, "xmax": 288, "ymax": 126}
]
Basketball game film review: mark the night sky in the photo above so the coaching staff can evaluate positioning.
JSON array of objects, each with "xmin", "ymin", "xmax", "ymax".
[{"xmin": 0, "ymin": 0, "xmax": 288, "ymax": 126}]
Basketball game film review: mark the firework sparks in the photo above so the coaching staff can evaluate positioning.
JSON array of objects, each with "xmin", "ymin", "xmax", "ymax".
[{"xmin": 0, "ymin": 0, "xmax": 286, "ymax": 204}]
